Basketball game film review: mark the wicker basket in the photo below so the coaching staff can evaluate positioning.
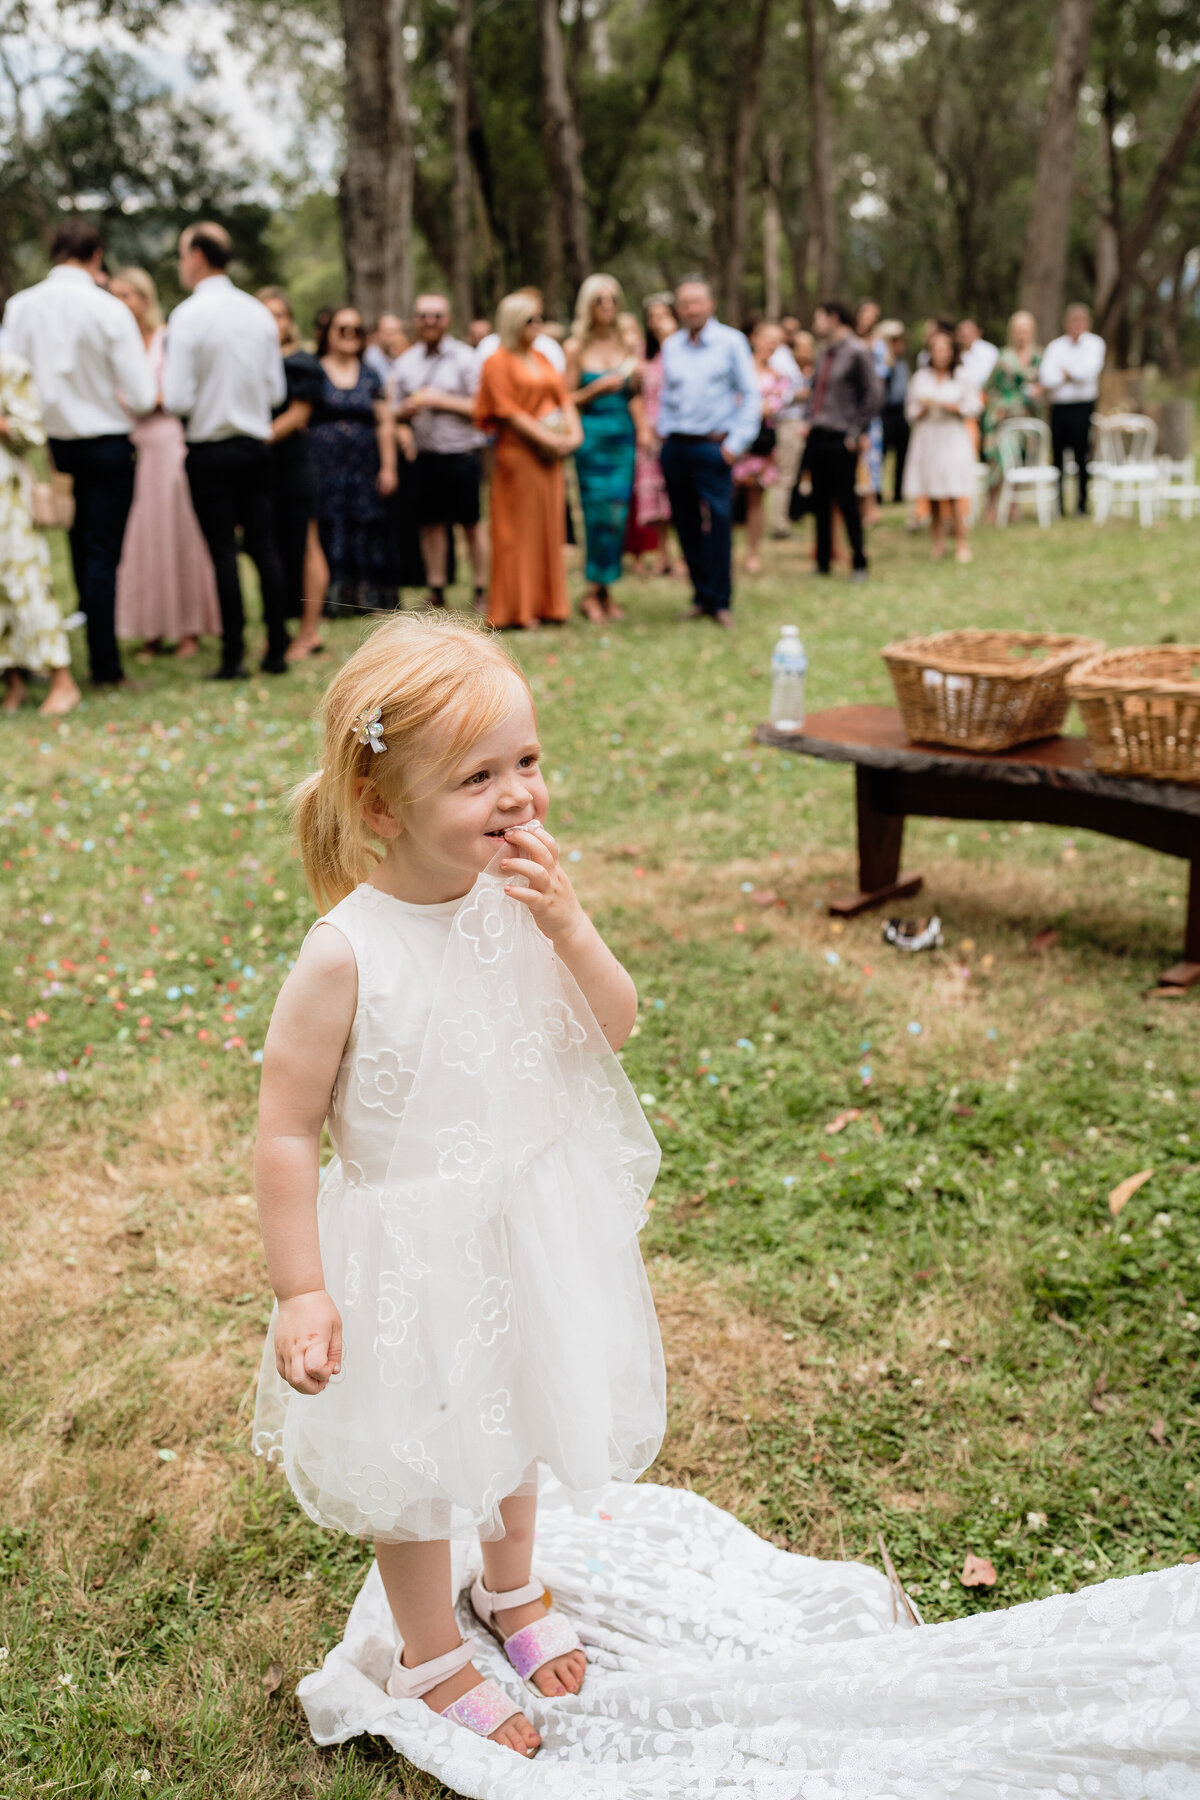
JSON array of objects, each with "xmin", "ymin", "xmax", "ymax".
[
  {"xmin": 1066, "ymin": 646, "xmax": 1200, "ymax": 784},
  {"xmin": 881, "ymin": 630, "xmax": 1104, "ymax": 752}
]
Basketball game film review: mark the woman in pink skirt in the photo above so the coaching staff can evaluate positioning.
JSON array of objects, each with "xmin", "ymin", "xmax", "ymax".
[
  {"xmin": 111, "ymin": 268, "xmax": 219, "ymax": 657},
  {"xmin": 634, "ymin": 294, "xmax": 681, "ymax": 577}
]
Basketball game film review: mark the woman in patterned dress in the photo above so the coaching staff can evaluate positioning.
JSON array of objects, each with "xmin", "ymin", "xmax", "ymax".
[
  {"xmin": 732, "ymin": 323, "xmax": 791, "ymax": 576},
  {"xmin": 982, "ymin": 310, "xmax": 1043, "ymax": 497},
  {"xmin": 0, "ymin": 351, "xmax": 80, "ymax": 716},
  {"xmin": 310, "ymin": 306, "xmax": 400, "ymax": 616}
]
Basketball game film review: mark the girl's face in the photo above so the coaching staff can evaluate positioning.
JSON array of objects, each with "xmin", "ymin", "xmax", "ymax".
[{"xmin": 384, "ymin": 682, "xmax": 549, "ymax": 886}]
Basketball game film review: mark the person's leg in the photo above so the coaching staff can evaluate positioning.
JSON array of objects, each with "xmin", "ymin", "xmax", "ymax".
[
  {"xmin": 952, "ymin": 492, "xmax": 972, "ymax": 561},
  {"xmin": 54, "ymin": 437, "xmax": 135, "ymax": 684},
  {"xmin": 3, "ymin": 670, "xmax": 25, "ymax": 712},
  {"xmin": 288, "ymin": 520, "xmax": 329, "ymax": 660},
  {"xmin": 40, "ymin": 667, "xmax": 82, "ymax": 716},
  {"xmin": 929, "ymin": 497, "xmax": 945, "ymax": 557},
  {"xmin": 478, "ymin": 1492, "xmax": 586, "ymax": 1697},
  {"xmin": 463, "ymin": 522, "xmax": 488, "ymax": 591},
  {"xmin": 834, "ymin": 442, "xmax": 868, "ymax": 571},
  {"xmin": 186, "ymin": 444, "xmax": 246, "ymax": 672},
  {"xmin": 744, "ymin": 486, "xmax": 764, "ymax": 573},
  {"xmin": 661, "ymin": 439, "xmax": 706, "ymax": 609},
  {"xmin": 236, "ymin": 444, "xmax": 290, "ymax": 666},
  {"xmin": 419, "ymin": 524, "xmax": 449, "ymax": 591},
  {"xmin": 690, "ymin": 442, "xmax": 734, "ymax": 615},
  {"xmin": 809, "ymin": 440, "xmax": 834, "ymax": 573},
  {"xmin": 374, "ymin": 1538, "xmax": 539, "ymax": 1755},
  {"xmin": 1050, "ymin": 406, "xmax": 1069, "ymax": 517},
  {"xmin": 47, "ymin": 440, "xmax": 88, "ymax": 628},
  {"xmin": 1070, "ymin": 404, "xmax": 1092, "ymax": 515},
  {"xmin": 770, "ymin": 420, "xmax": 802, "ymax": 536}
]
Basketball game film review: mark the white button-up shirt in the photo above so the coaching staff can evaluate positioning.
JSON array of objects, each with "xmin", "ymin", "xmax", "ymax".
[
  {"xmin": 393, "ymin": 336, "xmax": 482, "ymax": 454},
  {"xmin": 162, "ymin": 275, "xmax": 285, "ymax": 443},
  {"xmin": 1, "ymin": 265, "xmax": 156, "ymax": 439},
  {"xmin": 1039, "ymin": 331, "xmax": 1107, "ymax": 405},
  {"xmin": 958, "ymin": 338, "xmax": 999, "ymax": 394}
]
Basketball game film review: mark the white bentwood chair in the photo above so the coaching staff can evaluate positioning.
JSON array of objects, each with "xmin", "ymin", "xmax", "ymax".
[
  {"xmin": 994, "ymin": 419, "xmax": 1058, "ymax": 528},
  {"xmin": 1091, "ymin": 414, "xmax": 1159, "ymax": 527}
]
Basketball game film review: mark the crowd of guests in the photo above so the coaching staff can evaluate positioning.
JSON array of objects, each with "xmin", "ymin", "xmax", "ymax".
[{"xmin": 0, "ymin": 216, "xmax": 1112, "ymax": 710}]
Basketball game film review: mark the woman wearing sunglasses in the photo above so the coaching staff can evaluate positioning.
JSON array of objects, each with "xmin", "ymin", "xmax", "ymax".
[{"xmin": 310, "ymin": 306, "xmax": 400, "ymax": 615}]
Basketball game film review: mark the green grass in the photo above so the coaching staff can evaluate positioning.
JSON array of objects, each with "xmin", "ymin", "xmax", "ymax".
[{"xmin": 3, "ymin": 512, "xmax": 1199, "ymax": 1796}]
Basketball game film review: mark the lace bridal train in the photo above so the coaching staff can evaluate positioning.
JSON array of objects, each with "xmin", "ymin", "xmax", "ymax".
[{"xmin": 297, "ymin": 1476, "xmax": 1200, "ymax": 1799}]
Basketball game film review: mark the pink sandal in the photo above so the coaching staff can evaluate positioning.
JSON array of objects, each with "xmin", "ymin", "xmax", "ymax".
[
  {"xmin": 386, "ymin": 1638, "xmax": 535, "ymax": 1752},
  {"xmin": 469, "ymin": 1573, "xmax": 584, "ymax": 1689}
]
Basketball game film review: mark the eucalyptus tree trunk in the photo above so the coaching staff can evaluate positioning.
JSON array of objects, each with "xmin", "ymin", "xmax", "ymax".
[
  {"xmin": 1095, "ymin": 69, "xmax": 1200, "ymax": 348},
  {"xmin": 723, "ymin": 0, "xmax": 773, "ymax": 321},
  {"xmin": 340, "ymin": 0, "xmax": 393, "ymax": 321},
  {"xmin": 1016, "ymin": 0, "xmax": 1096, "ymax": 344},
  {"xmin": 538, "ymin": 0, "xmax": 591, "ymax": 300},
  {"xmin": 450, "ymin": 0, "xmax": 474, "ymax": 326},
  {"xmin": 385, "ymin": 0, "xmax": 415, "ymax": 321},
  {"xmin": 804, "ymin": 0, "xmax": 838, "ymax": 300}
]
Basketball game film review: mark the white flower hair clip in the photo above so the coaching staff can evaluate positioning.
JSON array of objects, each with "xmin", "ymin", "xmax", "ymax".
[{"xmin": 350, "ymin": 706, "xmax": 387, "ymax": 754}]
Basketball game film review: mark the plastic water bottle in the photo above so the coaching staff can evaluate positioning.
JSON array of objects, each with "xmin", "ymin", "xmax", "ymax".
[{"xmin": 769, "ymin": 626, "xmax": 807, "ymax": 731}]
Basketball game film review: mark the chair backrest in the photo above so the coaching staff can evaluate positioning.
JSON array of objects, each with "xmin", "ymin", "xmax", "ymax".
[
  {"xmin": 996, "ymin": 417, "xmax": 1050, "ymax": 470},
  {"xmin": 1094, "ymin": 413, "xmax": 1158, "ymax": 465}
]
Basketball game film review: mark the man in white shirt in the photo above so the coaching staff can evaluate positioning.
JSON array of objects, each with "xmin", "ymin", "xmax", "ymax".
[
  {"xmin": 956, "ymin": 319, "xmax": 999, "ymax": 396},
  {"xmin": 2, "ymin": 219, "xmax": 156, "ymax": 685},
  {"xmin": 162, "ymin": 222, "xmax": 289, "ymax": 678},
  {"xmin": 1039, "ymin": 303, "xmax": 1107, "ymax": 517},
  {"xmin": 393, "ymin": 293, "xmax": 487, "ymax": 609},
  {"xmin": 363, "ymin": 313, "xmax": 408, "ymax": 394}
]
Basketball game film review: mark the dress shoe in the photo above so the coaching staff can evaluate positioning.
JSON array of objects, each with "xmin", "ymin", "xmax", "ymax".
[
  {"xmin": 205, "ymin": 664, "xmax": 249, "ymax": 681},
  {"xmin": 260, "ymin": 652, "xmax": 290, "ymax": 675},
  {"xmin": 712, "ymin": 609, "xmax": 735, "ymax": 630}
]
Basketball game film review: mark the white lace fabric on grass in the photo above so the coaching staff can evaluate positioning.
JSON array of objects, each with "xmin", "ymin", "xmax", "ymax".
[
  {"xmin": 252, "ymin": 859, "xmax": 665, "ymax": 1543},
  {"xmin": 297, "ymin": 1476, "xmax": 1200, "ymax": 1799}
]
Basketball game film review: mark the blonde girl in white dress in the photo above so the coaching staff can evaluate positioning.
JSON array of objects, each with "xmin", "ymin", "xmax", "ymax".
[
  {"xmin": 253, "ymin": 613, "xmax": 665, "ymax": 1757},
  {"xmin": 903, "ymin": 327, "xmax": 982, "ymax": 564}
]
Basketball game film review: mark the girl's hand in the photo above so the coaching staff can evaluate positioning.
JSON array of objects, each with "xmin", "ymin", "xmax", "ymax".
[
  {"xmin": 377, "ymin": 465, "xmax": 398, "ymax": 496},
  {"xmin": 501, "ymin": 824, "xmax": 586, "ymax": 944},
  {"xmin": 275, "ymin": 1289, "xmax": 343, "ymax": 1395}
]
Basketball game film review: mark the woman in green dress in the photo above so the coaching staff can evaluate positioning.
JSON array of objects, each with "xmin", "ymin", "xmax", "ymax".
[
  {"xmin": 565, "ymin": 275, "xmax": 643, "ymax": 623},
  {"xmin": 981, "ymin": 310, "xmax": 1044, "ymax": 497}
]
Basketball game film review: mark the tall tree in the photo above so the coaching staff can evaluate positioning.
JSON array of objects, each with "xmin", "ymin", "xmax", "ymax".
[
  {"xmin": 449, "ymin": 0, "xmax": 473, "ymax": 324},
  {"xmin": 805, "ymin": 0, "xmax": 838, "ymax": 300},
  {"xmin": 385, "ymin": 0, "xmax": 415, "ymax": 319},
  {"xmin": 538, "ymin": 0, "xmax": 590, "ymax": 298},
  {"xmin": 340, "ymin": 0, "xmax": 393, "ymax": 318},
  {"xmin": 1094, "ymin": 68, "xmax": 1200, "ymax": 345},
  {"xmin": 1017, "ymin": 0, "xmax": 1097, "ymax": 341},
  {"xmin": 722, "ymin": 0, "xmax": 773, "ymax": 319}
]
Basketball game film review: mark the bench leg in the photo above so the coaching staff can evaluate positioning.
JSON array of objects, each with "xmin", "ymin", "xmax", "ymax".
[
  {"xmin": 1157, "ymin": 858, "xmax": 1200, "ymax": 989},
  {"xmin": 829, "ymin": 768, "xmax": 924, "ymax": 918}
]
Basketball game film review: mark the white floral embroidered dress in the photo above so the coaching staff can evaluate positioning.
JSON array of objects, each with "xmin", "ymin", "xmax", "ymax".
[{"xmin": 253, "ymin": 873, "xmax": 666, "ymax": 1543}]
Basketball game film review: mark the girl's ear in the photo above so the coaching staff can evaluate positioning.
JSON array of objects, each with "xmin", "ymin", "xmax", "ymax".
[{"xmin": 357, "ymin": 777, "xmax": 402, "ymax": 841}]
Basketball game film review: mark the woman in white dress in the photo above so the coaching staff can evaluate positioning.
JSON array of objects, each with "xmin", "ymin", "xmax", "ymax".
[
  {"xmin": 903, "ymin": 326, "xmax": 981, "ymax": 564},
  {"xmin": 0, "ymin": 350, "xmax": 80, "ymax": 716}
]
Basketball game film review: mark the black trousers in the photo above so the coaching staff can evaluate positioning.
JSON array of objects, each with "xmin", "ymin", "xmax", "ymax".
[
  {"xmin": 47, "ymin": 434, "xmax": 135, "ymax": 684},
  {"xmin": 273, "ymin": 489, "xmax": 312, "ymax": 619},
  {"xmin": 660, "ymin": 436, "xmax": 734, "ymax": 613},
  {"xmin": 881, "ymin": 405, "xmax": 910, "ymax": 505},
  {"xmin": 807, "ymin": 427, "xmax": 867, "ymax": 572},
  {"xmin": 1050, "ymin": 401, "xmax": 1094, "ymax": 515},
  {"xmin": 185, "ymin": 437, "xmax": 289, "ymax": 667}
]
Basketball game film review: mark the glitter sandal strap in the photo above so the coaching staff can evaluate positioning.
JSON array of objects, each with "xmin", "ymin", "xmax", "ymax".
[
  {"xmin": 386, "ymin": 1638, "xmax": 475, "ymax": 1701},
  {"xmin": 502, "ymin": 1610, "xmax": 582, "ymax": 1685},
  {"xmin": 442, "ymin": 1676, "xmax": 524, "ymax": 1739},
  {"xmin": 469, "ymin": 1572, "xmax": 546, "ymax": 1622}
]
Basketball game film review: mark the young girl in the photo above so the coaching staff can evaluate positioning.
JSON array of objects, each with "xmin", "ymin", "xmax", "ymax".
[{"xmin": 252, "ymin": 614, "xmax": 665, "ymax": 1757}]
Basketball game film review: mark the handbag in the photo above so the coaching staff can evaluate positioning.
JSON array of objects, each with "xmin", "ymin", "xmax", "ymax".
[
  {"xmin": 747, "ymin": 421, "xmax": 777, "ymax": 458},
  {"xmin": 31, "ymin": 468, "xmax": 75, "ymax": 531}
]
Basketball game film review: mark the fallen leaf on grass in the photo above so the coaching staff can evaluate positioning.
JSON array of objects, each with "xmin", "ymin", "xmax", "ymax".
[
  {"xmin": 1028, "ymin": 928, "xmax": 1059, "ymax": 954},
  {"xmin": 825, "ymin": 1109, "xmax": 863, "ymax": 1135},
  {"xmin": 1149, "ymin": 1416, "xmax": 1168, "ymax": 1447},
  {"xmin": 102, "ymin": 1161, "xmax": 125, "ymax": 1185},
  {"xmin": 261, "ymin": 1661, "xmax": 284, "ymax": 1700},
  {"xmin": 1089, "ymin": 1373, "xmax": 1108, "ymax": 1415},
  {"xmin": 1109, "ymin": 1169, "xmax": 1153, "ymax": 1217},
  {"xmin": 960, "ymin": 1552, "xmax": 997, "ymax": 1588}
]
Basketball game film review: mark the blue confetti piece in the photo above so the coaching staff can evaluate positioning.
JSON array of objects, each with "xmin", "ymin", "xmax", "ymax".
[
  {"xmin": 740, "ymin": 881, "xmax": 754, "ymax": 892},
  {"xmin": 737, "ymin": 1038, "xmax": 755, "ymax": 1051},
  {"xmin": 783, "ymin": 1175, "xmax": 796, "ymax": 1187},
  {"xmin": 242, "ymin": 966, "xmax": 255, "ymax": 981},
  {"xmin": 252, "ymin": 1049, "xmax": 263, "ymax": 1064},
  {"xmin": 860, "ymin": 1041, "xmax": 871, "ymax": 1053},
  {"xmin": 585, "ymin": 1557, "xmax": 606, "ymax": 1574},
  {"xmin": 166, "ymin": 987, "xmax": 181, "ymax": 1001},
  {"xmin": 859, "ymin": 1064, "xmax": 871, "ymax": 1080},
  {"xmin": 568, "ymin": 849, "xmax": 583, "ymax": 862},
  {"xmin": 182, "ymin": 984, "xmax": 195, "ymax": 996},
  {"xmin": 82, "ymin": 840, "xmax": 94, "ymax": 853},
  {"xmin": 986, "ymin": 1028, "xmax": 998, "ymax": 1040},
  {"xmin": 653, "ymin": 998, "xmax": 665, "ymax": 1009},
  {"xmin": 908, "ymin": 1021, "xmax": 922, "ymax": 1035},
  {"xmin": 825, "ymin": 950, "xmax": 840, "ymax": 966},
  {"xmin": 707, "ymin": 1073, "xmax": 719, "ymax": 1085}
]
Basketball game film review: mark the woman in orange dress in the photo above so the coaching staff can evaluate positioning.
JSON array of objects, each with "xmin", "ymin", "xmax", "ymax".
[{"xmin": 474, "ymin": 292, "xmax": 581, "ymax": 628}]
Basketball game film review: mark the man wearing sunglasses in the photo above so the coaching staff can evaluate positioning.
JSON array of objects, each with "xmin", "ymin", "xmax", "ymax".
[
  {"xmin": 392, "ymin": 295, "xmax": 487, "ymax": 610},
  {"xmin": 163, "ymin": 221, "xmax": 290, "ymax": 678}
]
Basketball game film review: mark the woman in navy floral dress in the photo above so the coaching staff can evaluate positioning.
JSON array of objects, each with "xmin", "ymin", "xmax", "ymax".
[{"xmin": 310, "ymin": 307, "xmax": 399, "ymax": 615}]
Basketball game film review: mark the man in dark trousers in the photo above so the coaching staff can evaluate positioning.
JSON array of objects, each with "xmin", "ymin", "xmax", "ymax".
[
  {"xmin": 3, "ymin": 220, "xmax": 156, "ymax": 686},
  {"xmin": 163, "ymin": 221, "xmax": 290, "ymax": 678},
  {"xmin": 805, "ymin": 301, "xmax": 884, "ymax": 580}
]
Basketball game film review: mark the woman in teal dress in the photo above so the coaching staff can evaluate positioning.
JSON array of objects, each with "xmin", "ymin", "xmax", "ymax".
[{"xmin": 565, "ymin": 275, "xmax": 643, "ymax": 623}]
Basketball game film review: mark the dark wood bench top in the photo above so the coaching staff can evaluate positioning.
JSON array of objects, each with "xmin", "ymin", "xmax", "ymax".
[{"xmin": 756, "ymin": 705, "xmax": 1200, "ymax": 818}]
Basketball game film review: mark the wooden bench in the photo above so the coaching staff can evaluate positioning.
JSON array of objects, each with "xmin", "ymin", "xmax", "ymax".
[{"xmin": 756, "ymin": 704, "xmax": 1200, "ymax": 990}]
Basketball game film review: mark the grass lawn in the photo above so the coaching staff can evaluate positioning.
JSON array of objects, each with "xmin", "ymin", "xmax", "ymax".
[{"xmin": 3, "ymin": 511, "xmax": 1199, "ymax": 1797}]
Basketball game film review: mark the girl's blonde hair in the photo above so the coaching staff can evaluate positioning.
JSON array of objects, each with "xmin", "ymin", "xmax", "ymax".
[
  {"xmin": 496, "ymin": 290, "xmax": 541, "ymax": 352},
  {"xmin": 112, "ymin": 265, "xmax": 163, "ymax": 330},
  {"xmin": 570, "ymin": 274, "xmax": 623, "ymax": 351},
  {"xmin": 292, "ymin": 614, "xmax": 531, "ymax": 910}
]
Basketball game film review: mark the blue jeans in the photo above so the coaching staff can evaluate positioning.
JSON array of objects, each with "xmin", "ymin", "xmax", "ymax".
[
  {"xmin": 48, "ymin": 434, "xmax": 135, "ymax": 683},
  {"xmin": 660, "ymin": 436, "xmax": 734, "ymax": 614}
]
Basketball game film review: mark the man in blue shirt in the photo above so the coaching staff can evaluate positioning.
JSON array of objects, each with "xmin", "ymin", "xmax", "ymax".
[{"xmin": 655, "ymin": 277, "xmax": 761, "ymax": 628}]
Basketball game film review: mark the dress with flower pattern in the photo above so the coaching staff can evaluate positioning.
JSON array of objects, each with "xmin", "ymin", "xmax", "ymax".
[
  {"xmin": 0, "ymin": 351, "xmax": 71, "ymax": 675},
  {"xmin": 253, "ymin": 871, "xmax": 665, "ymax": 1544}
]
